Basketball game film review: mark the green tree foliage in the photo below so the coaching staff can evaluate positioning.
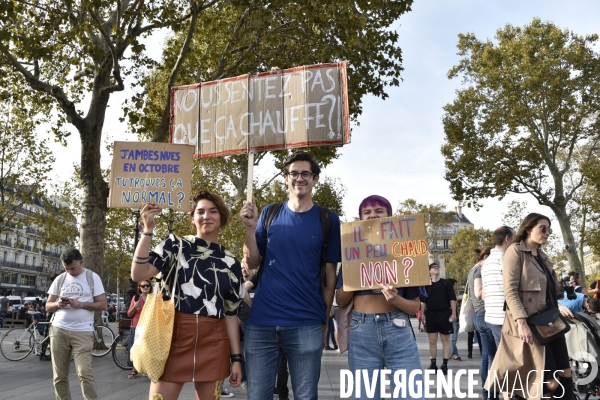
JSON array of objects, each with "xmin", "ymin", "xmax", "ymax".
[
  {"xmin": 1, "ymin": 0, "xmax": 413, "ymax": 276},
  {"xmin": 396, "ymin": 199, "xmax": 454, "ymax": 245},
  {"xmin": 441, "ymin": 19, "xmax": 600, "ymax": 280},
  {"xmin": 103, "ymin": 207, "xmax": 138, "ymax": 295},
  {"xmin": 0, "ymin": 91, "xmax": 72, "ymax": 245},
  {"xmin": 126, "ymin": 0, "xmax": 414, "ymax": 142},
  {"xmin": 582, "ymin": 153, "xmax": 600, "ymax": 258},
  {"xmin": 445, "ymin": 227, "xmax": 493, "ymax": 286}
]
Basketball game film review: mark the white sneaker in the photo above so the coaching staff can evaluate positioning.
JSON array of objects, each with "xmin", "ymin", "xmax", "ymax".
[
  {"xmin": 241, "ymin": 381, "xmax": 247, "ymax": 390},
  {"xmin": 221, "ymin": 388, "xmax": 234, "ymax": 397}
]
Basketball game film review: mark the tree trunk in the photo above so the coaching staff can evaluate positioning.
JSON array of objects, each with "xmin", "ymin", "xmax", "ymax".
[
  {"xmin": 552, "ymin": 205, "xmax": 585, "ymax": 280},
  {"xmin": 579, "ymin": 208, "xmax": 587, "ymax": 279},
  {"xmin": 79, "ymin": 89, "xmax": 110, "ymax": 279}
]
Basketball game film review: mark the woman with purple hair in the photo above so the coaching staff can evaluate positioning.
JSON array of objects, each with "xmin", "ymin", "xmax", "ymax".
[{"xmin": 336, "ymin": 195, "xmax": 427, "ymax": 400}]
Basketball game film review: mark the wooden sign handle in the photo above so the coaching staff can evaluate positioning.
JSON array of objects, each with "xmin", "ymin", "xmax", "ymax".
[{"xmin": 246, "ymin": 152, "xmax": 254, "ymax": 202}]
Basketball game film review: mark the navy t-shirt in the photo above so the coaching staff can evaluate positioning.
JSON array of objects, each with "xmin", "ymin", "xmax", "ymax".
[{"xmin": 248, "ymin": 202, "xmax": 342, "ymax": 326}]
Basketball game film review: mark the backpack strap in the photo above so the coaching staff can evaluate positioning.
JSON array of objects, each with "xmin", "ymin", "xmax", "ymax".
[
  {"xmin": 256, "ymin": 202, "xmax": 285, "ymax": 284},
  {"xmin": 85, "ymin": 269, "xmax": 95, "ymax": 296},
  {"xmin": 319, "ymin": 206, "xmax": 332, "ymax": 287},
  {"xmin": 54, "ymin": 272, "xmax": 67, "ymax": 296}
]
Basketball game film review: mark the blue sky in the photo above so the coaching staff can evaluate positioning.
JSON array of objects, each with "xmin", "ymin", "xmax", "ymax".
[
  {"xmin": 49, "ymin": 0, "xmax": 600, "ymax": 230},
  {"xmin": 325, "ymin": 0, "xmax": 600, "ymax": 227}
]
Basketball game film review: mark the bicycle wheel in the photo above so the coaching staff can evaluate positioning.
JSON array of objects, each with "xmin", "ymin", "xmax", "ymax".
[
  {"xmin": 91, "ymin": 325, "xmax": 115, "ymax": 357},
  {"xmin": 112, "ymin": 335, "xmax": 133, "ymax": 370},
  {"xmin": 1, "ymin": 328, "xmax": 33, "ymax": 361}
]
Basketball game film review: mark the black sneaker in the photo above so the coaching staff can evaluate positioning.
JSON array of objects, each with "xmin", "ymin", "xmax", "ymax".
[
  {"xmin": 221, "ymin": 388, "xmax": 234, "ymax": 398},
  {"xmin": 440, "ymin": 364, "xmax": 448, "ymax": 375},
  {"xmin": 428, "ymin": 364, "xmax": 437, "ymax": 372}
]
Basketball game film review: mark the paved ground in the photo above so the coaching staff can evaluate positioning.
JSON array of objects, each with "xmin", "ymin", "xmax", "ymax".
[{"xmin": 0, "ymin": 320, "xmax": 595, "ymax": 399}]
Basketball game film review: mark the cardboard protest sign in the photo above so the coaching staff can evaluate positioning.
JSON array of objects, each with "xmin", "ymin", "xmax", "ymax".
[
  {"xmin": 169, "ymin": 62, "xmax": 350, "ymax": 158},
  {"xmin": 108, "ymin": 142, "xmax": 195, "ymax": 211},
  {"xmin": 341, "ymin": 214, "xmax": 431, "ymax": 291}
]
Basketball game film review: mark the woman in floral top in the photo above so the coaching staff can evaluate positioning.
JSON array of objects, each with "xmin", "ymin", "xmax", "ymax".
[{"xmin": 131, "ymin": 190, "xmax": 244, "ymax": 400}]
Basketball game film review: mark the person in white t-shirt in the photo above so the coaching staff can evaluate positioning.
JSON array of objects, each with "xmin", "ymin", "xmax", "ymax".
[{"xmin": 46, "ymin": 248, "xmax": 106, "ymax": 400}]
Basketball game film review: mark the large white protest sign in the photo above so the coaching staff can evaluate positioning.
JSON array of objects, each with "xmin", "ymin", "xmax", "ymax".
[{"xmin": 169, "ymin": 62, "xmax": 350, "ymax": 157}]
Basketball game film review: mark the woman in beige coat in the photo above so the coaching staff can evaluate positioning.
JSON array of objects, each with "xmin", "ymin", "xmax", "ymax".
[{"xmin": 486, "ymin": 213, "xmax": 572, "ymax": 400}]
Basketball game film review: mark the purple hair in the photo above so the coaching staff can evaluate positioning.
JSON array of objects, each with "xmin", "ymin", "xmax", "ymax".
[{"xmin": 358, "ymin": 195, "xmax": 393, "ymax": 218}]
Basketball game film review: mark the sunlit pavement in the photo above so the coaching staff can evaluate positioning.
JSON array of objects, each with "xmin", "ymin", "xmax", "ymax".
[{"xmin": 0, "ymin": 319, "xmax": 593, "ymax": 399}]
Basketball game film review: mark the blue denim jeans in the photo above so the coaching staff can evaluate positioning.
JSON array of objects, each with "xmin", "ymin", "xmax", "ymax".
[
  {"xmin": 474, "ymin": 311, "xmax": 498, "ymax": 400},
  {"xmin": 348, "ymin": 310, "xmax": 425, "ymax": 400},
  {"xmin": 0, "ymin": 311, "xmax": 5, "ymax": 328},
  {"xmin": 245, "ymin": 324, "xmax": 323, "ymax": 400},
  {"xmin": 486, "ymin": 322, "xmax": 502, "ymax": 347},
  {"xmin": 451, "ymin": 321, "xmax": 459, "ymax": 356},
  {"xmin": 127, "ymin": 327, "xmax": 135, "ymax": 368}
]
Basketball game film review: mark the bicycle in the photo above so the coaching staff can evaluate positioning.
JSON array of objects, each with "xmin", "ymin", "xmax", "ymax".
[
  {"xmin": 111, "ymin": 322, "xmax": 133, "ymax": 370},
  {"xmin": 0, "ymin": 318, "xmax": 115, "ymax": 361}
]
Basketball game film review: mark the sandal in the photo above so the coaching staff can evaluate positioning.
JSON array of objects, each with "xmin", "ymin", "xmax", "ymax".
[{"xmin": 128, "ymin": 369, "xmax": 138, "ymax": 379}]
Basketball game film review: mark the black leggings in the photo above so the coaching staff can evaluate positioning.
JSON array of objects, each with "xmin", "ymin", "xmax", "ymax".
[{"xmin": 544, "ymin": 334, "xmax": 571, "ymax": 393}]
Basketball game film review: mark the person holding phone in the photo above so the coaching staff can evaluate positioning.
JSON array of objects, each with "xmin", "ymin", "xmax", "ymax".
[
  {"xmin": 126, "ymin": 280, "xmax": 152, "ymax": 378},
  {"xmin": 336, "ymin": 195, "xmax": 427, "ymax": 400},
  {"xmin": 46, "ymin": 248, "xmax": 107, "ymax": 400}
]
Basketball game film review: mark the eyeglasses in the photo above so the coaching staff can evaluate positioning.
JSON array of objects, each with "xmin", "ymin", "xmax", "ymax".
[
  {"xmin": 538, "ymin": 226, "xmax": 552, "ymax": 234},
  {"xmin": 140, "ymin": 284, "xmax": 151, "ymax": 288},
  {"xmin": 285, "ymin": 171, "xmax": 314, "ymax": 180}
]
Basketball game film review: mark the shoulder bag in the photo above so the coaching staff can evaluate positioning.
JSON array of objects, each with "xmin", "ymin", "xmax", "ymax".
[
  {"xmin": 130, "ymin": 236, "xmax": 181, "ymax": 382},
  {"xmin": 458, "ymin": 281, "xmax": 475, "ymax": 333}
]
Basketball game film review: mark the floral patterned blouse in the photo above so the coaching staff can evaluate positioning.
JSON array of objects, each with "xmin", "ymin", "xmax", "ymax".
[{"xmin": 149, "ymin": 234, "xmax": 244, "ymax": 318}]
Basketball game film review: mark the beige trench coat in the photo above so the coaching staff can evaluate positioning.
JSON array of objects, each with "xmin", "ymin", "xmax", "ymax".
[{"xmin": 485, "ymin": 241, "xmax": 563, "ymax": 399}]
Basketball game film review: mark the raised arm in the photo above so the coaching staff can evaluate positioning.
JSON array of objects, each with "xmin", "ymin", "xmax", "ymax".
[
  {"xmin": 131, "ymin": 203, "xmax": 161, "ymax": 282},
  {"xmin": 240, "ymin": 198, "xmax": 261, "ymax": 270}
]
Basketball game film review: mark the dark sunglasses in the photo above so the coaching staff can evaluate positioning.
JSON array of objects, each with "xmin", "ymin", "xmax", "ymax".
[
  {"xmin": 538, "ymin": 226, "xmax": 552, "ymax": 234},
  {"xmin": 140, "ymin": 284, "xmax": 151, "ymax": 288}
]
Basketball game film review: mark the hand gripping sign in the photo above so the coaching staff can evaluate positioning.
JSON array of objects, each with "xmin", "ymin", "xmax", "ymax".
[
  {"xmin": 341, "ymin": 214, "xmax": 431, "ymax": 291},
  {"xmin": 169, "ymin": 62, "xmax": 350, "ymax": 201},
  {"xmin": 108, "ymin": 141, "xmax": 195, "ymax": 211}
]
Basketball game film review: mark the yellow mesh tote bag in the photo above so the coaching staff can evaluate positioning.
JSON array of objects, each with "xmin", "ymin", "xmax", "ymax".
[{"xmin": 130, "ymin": 238, "xmax": 181, "ymax": 382}]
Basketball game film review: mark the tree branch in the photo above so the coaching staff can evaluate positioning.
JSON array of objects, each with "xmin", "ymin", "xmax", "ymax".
[
  {"xmin": 259, "ymin": 171, "xmax": 284, "ymax": 192},
  {"xmin": 0, "ymin": 43, "xmax": 84, "ymax": 130},
  {"xmin": 89, "ymin": 9, "xmax": 124, "ymax": 94},
  {"xmin": 135, "ymin": 0, "xmax": 218, "ymax": 37},
  {"xmin": 152, "ymin": 0, "xmax": 199, "ymax": 143}
]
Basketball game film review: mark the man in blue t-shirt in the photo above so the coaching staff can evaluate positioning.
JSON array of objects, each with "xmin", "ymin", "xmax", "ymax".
[{"xmin": 240, "ymin": 151, "xmax": 341, "ymax": 400}]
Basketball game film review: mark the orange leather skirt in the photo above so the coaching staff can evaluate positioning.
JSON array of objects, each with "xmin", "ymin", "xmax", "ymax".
[{"xmin": 159, "ymin": 311, "xmax": 230, "ymax": 382}]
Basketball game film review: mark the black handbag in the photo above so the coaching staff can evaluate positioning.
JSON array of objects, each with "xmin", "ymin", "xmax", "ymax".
[
  {"xmin": 526, "ymin": 256, "xmax": 570, "ymax": 344},
  {"xmin": 526, "ymin": 306, "xmax": 570, "ymax": 344}
]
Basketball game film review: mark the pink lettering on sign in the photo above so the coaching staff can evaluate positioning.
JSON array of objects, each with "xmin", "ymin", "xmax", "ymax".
[{"xmin": 359, "ymin": 260, "xmax": 398, "ymax": 288}]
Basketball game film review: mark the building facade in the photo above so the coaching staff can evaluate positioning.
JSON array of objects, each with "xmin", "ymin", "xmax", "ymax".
[
  {"xmin": 583, "ymin": 245, "xmax": 599, "ymax": 278},
  {"xmin": 0, "ymin": 198, "xmax": 75, "ymax": 297},
  {"xmin": 427, "ymin": 206, "xmax": 474, "ymax": 278}
]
